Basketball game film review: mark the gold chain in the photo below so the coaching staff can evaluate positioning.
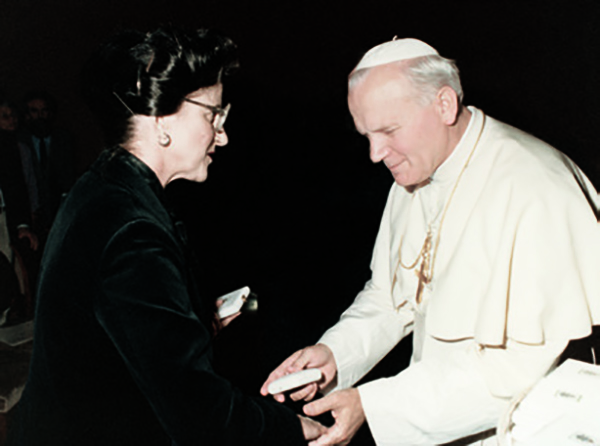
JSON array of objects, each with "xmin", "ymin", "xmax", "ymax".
[
  {"xmin": 398, "ymin": 229, "xmax": 432, "ymax": 270},
  {"xmin": 391, "ymin": 114, "xmax": 486, "ymax": 303}
]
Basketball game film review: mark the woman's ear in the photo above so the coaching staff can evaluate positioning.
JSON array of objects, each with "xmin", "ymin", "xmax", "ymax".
[{"xmin": 155, "ymin": 116, "xmax": 172, "ymax": 148}]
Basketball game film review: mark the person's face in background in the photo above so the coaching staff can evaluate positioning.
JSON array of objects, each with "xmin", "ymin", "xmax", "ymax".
[
  {"xmin": 0, "ymin": 105, "xmax": 18, "ymax": 132},
  {"xmin": 26, "ymin": 98, "xmax": 52, "ymax": 137}
]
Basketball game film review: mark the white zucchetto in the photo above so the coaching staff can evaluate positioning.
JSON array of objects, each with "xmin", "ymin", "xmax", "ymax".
[{"xmin": 354, "ymin": 38, "xmax": 439, "ymax": 71}]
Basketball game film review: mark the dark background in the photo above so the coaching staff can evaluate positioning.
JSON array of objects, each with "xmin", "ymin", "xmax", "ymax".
[{"xmin": 2, "ymin": 0, "xmax": 599, "ymax": 439}]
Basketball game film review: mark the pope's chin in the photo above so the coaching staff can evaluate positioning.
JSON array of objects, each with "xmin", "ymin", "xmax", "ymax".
[
  {"xmin": 391, "ymin": 170, "xmax": 414, "ymax": 187},
  {"xmin": 392, "ymin": 171, "xmax": 429, "ymax": 189},
  {"xmin": 388, "ymin": 162, "xmax": 412, "ymax": 186}
]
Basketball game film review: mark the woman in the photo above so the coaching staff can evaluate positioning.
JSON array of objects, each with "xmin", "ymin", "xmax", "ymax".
[{"xmin": 9, "ymin": 27, "xmax": 323, "ymax": 445}]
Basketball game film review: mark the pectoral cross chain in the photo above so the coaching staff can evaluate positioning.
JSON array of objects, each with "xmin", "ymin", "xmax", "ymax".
[{"xmin": 414, "ymin": 233, "xmax": 432, "ymax": 304}]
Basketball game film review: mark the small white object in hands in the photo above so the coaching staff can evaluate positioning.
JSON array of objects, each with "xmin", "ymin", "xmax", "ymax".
[
  {"xmin": 217, "ymin": 286, "xmax": 250, "ymax": 319},
  {"xmin": 267, "ymin": 368, "xmax": 323, "ymax": 395}
]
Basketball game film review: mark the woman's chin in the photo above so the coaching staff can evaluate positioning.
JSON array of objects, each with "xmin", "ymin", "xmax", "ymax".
[{"xmin": 193, "ymin": 168, "xmax": 209, "ymax": 183}]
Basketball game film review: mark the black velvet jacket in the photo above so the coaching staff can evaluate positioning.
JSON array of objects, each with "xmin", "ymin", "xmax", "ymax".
[{"xmin": 9, "ymin": 147, "xmax": 304, "ymax": 445}]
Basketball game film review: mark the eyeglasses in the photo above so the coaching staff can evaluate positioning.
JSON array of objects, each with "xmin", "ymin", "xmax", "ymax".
[{"xmin": 184, "ymin": 98, "xmax": 230, "ymax": 132}]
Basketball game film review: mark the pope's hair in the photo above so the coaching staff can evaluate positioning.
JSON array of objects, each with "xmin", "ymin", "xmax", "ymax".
[{"xmin": 348, "ymin": 54, "xmax": 464, "ymax": 106}]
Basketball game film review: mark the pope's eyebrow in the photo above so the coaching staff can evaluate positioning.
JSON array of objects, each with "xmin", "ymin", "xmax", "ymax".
[
  {"xmin": 353, "ymin": 119, "xmax": 400, "ymax": 136},
  {"xmin": 366, "ymin": 124, "xmax": 400, "ymax": 135}
]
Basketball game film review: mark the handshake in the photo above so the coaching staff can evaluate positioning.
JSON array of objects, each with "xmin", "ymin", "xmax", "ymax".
[
  {"xmin": 217, "ymin": 288, "xmax": 365, "ymax": 445},
  {"xmin": 259, "ymin": 344, "xmax": 366, "ymax": 446}
]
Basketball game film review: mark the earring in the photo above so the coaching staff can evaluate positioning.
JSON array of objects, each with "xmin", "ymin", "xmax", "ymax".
[{"xmin": 158, "ymin": 132, "xmax": 171, "ymax": 147}]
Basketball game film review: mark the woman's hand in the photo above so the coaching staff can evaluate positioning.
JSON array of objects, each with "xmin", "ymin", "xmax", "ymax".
[
  {"xmin": 298, "ymin": 415, "xmax": 327, "ymax": 441},
  {"xmin": 215, "ymin": 298, "xmax": 241, "ymax": 329}
]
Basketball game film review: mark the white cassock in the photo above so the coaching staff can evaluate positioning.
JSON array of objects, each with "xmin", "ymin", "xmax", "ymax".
[{"xmin": 318, "ymin": 107, "xmax": 600, "ymax": 445}]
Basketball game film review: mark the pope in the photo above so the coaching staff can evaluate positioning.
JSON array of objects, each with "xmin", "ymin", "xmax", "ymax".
[{"xmin": 261, "ymin": 38, "xmax": 600, "ymax": 445}]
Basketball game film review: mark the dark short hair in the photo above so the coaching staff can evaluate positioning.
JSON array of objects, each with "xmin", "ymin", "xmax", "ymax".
[
  {"xmin": 81, "ymin": 26, "xmax": 239, "ymax": 146},
  {"xmin": 0, "ymin": 98, "xmax": 17, "ymax": 110},
  {"xmin": 22, "ymin": 90, "xmax": 58, "ymax": 114},
  {"xmin": 0, "ymin": 99, "xmax": 21, "ymax": 123}
]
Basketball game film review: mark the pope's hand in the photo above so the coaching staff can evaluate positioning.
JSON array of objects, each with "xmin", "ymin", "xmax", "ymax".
[
  {"xmin": 304, "ymin": 388, "xmax": 365, "ymax": 446},
  {"xmin": 260, "ymin": 344, "xmax": 337, "ymax": 403}
]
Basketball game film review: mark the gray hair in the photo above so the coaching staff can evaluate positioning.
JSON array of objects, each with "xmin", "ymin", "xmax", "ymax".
[{"xmin": 348, "ymin": 54, "xmax": 464, "ymax": 105}]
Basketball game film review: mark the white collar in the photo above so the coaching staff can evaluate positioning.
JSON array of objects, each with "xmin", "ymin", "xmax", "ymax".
[{"xmin": 431, "ymin": 106, "xmax": 483, "ymax": 186}]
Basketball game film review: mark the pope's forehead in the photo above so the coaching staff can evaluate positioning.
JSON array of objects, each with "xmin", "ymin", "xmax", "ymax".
[{"xmin": 349, "ymin": 64, "xmax": 415, "ymax": 107}]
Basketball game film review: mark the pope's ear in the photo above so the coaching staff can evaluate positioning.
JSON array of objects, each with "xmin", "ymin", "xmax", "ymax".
[{"xmin": 436, "ymin": 86, "xmax": 459, "ymax": 126}]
